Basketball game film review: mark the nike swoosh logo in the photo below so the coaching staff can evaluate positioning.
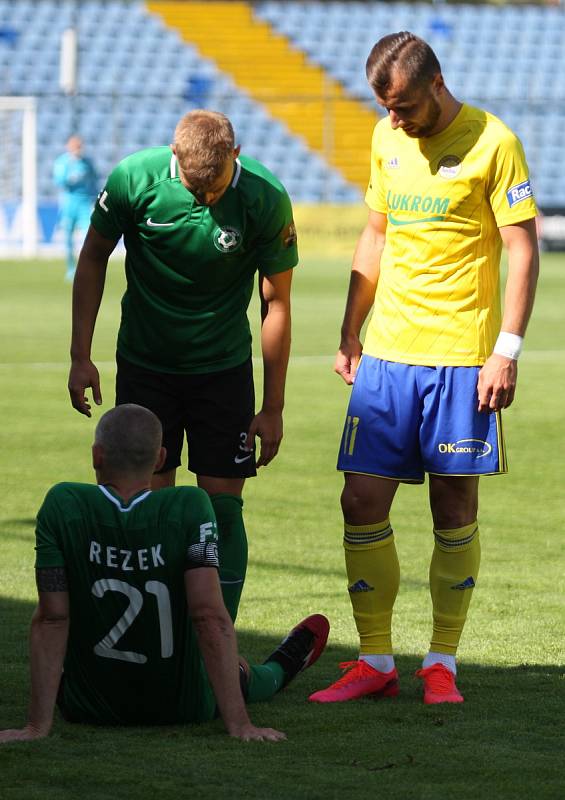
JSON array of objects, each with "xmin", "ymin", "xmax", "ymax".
[
  {"xmin": 146, "ymin": 218, "xmax": 174, "ymax": 227},
  {"xmin": 234, "ymin": 452, "xmax": 253, "ymax": 464},
  {"xmin": 387, "ymin": 213, "xmax": 446, "ymax": 226}
]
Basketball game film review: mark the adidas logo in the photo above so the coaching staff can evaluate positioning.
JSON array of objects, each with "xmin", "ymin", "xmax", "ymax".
[
  {"xmin": 348, "ymin": 579, "xmax": 374, "ymax": 593},
  {"xmin": 451, "ymin": 576, "xmax": 475, "ymax": 590}
]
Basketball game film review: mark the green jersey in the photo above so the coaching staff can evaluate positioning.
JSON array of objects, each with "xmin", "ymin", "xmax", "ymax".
[
  {"xmin": 35, "ymin": 483, "xmax": 220, "ymax": 725},
  {"xmin": 91, "ymin": 148, "xmax": 298, "ymax": 374}
]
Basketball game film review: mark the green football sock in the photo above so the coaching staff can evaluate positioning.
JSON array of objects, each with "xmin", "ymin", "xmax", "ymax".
[
  {"xmin": 210, "ymin": 493, "xmax": 248, "ymax": 623},
  {"xmin": 245, "ymin": 663, "xmax": 286, "ymax": 703}
]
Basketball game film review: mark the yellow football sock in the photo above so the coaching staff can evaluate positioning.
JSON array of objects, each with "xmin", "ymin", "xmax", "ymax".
[
  {"xmin": 344, "ymin": 519, "xmax": 399, "ymax": 654},
  {"xmin": 429, "ymin": 521, "xmax": 481, "ymax": 655}
]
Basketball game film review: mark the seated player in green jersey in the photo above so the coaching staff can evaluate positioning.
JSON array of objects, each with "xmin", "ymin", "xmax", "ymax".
[
  {"xmin": 67, "ymin": 109, "xmax": 299, "ymax": 627},
  {"xmin": 0, "ymin": 406, "xmax": 329, "ymax": 744}
]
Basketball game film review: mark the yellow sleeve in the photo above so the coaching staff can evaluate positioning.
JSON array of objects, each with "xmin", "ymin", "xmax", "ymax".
[
  {"xmin": 364, "ymin": 122, "xmax": 387, "ymax": 213},
  {"xmin": 488, "ymin": 130, "xmax": 537, "ymax": 227}
]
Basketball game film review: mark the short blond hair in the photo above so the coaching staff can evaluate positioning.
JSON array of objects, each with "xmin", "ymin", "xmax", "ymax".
[{"xmin": 173, "ymin": 110, "xmax": 235, "ymax": 186}]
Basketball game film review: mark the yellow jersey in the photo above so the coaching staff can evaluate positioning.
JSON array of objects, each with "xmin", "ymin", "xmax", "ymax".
[{"xmin": 364, "ymin": 103, "xmax": 537, "ymax": 366}]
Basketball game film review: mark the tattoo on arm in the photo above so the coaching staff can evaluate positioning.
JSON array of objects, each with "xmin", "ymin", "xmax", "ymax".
[{"xmin": 36, "ymin": 567, "xmax": 69, "ymax": 592}]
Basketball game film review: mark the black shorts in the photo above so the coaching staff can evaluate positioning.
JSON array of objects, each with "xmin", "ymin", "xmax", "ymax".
[{"xmin": 115, "ymin": 354, "xmax": 256, "ymax": 478}]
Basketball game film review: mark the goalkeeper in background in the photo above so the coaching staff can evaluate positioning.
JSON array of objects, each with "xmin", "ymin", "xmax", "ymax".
[
  {"xmin": 53, "ymin": 135, "xmax": 98, "ymax": 281},
  {"xmin": 0, "ymin": 405, "xmax": 329, "ymax": 743}
]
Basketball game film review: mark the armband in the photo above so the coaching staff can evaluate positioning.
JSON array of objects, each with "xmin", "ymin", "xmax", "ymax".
[
  {"xmin": 185, "ymin": 541, "xmax": 219, "ymax": 570},
  {"xmin": 493, "ymin": 331, "xmax": 523, "ymax": 360}
]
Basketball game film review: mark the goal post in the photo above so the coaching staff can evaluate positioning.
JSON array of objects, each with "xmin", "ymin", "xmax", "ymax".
[{"xmin": 0, "ymin": 96, "xmax": 38, "ymax": 257}]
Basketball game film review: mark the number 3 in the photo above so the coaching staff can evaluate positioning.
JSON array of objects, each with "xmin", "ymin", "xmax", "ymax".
[{"xmin": 92, "ymin": 578, "xmax": 173, "ymax": 664}]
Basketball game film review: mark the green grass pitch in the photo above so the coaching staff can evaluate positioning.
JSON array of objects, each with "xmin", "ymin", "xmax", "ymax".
[{"xmin": 0, "ymin": 252, "xmax": 564, "ymax": 799}]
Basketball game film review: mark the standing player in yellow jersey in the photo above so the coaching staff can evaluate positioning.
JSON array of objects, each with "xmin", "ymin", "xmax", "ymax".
[{"xmin": 310, "ymin": 32, "xmax": 539, "ymax": 705}]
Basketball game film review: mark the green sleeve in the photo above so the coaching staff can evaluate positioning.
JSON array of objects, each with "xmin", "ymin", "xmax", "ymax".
[
  {"xmin": 256, "ymin": 188, "xmax": 299, "ymax": 276},
  {"xmin": 183, "ymin": 489, "xmax": 220, "ymax": 571},
  {"xmin": 35, "ymin": 488, "xmax": 66, "ymax": 569},
  {"xmin": 90, "ymin": 160, "xmax": 133, "ymax": 241}
]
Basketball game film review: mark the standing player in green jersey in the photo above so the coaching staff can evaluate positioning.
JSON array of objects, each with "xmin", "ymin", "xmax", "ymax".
[
  {"xmin": 0, "ymin": 405, "xmax": 329, "ymax": 743},
  {"xmin": 67, "ymin": 110, "xmax": 298, "ymax": 623}
]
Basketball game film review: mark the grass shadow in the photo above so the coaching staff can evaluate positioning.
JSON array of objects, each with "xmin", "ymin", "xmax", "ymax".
[
  {"xmin": 1, "ymin": 597, "xmax": 564, "ymax": 799},
  {"xmin": 0, "ymin": 518, "xmax": 36, "ymax": 543}
]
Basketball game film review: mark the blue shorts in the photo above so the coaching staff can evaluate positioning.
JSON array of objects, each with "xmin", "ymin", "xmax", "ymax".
[{"xmin": 337, "ymin": 356, "xmax": 507, "ymax": 483}]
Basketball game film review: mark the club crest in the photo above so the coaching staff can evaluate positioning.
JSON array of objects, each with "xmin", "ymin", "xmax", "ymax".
[
  {"xmin": 438, "ymin": 155, "xmax": 462, "ymax": 179},
  {"xmin": 213, "ymin": 226, "xmax": 243, "ymax": 253}
]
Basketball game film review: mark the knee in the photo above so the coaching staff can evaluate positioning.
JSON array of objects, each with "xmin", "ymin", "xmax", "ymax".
[
  {"xmin": 341, "ymin": 475, "xmax": 396, "ymax": 525},
  {"xmin": 340, "ymin": 484, "xmax": 358, "ymax": 520},
  {"xmin": 432, "ymin": 500, "xmax": 478, "ymax": 530},
  {"xmin": 430, "ymin": 478, "xmax": 478, "ymax": 530},
  {"xmin": 340, "ymin": 483, "xmax": 376, "ymax": 524}
]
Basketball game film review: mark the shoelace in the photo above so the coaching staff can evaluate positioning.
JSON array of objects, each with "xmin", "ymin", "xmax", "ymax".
[
  {"xmin": 331, "ymin": 660, "xmax": 376, "ymax": 687},
  {"xmin": 416, "ymin": 665, "xmax": 455, "ymax": 693}
]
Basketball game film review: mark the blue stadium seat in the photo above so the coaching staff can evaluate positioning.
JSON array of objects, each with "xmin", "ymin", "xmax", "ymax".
[
  {"xmin": 254, "ymin": 0, "xmax": 565, "ymax": 206},
  {"xmin": 1, "ymin": 0, "xmax": 564, "ymax": 207}
]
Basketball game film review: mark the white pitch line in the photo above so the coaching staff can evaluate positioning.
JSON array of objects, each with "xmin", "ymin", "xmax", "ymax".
[
  {"xmin": 0, "ymin": 360, "xmax": 117, "ymax": 369},
  {"xmin": 0, "ymin": 351, "xmax": 564, "ymax": 369}
]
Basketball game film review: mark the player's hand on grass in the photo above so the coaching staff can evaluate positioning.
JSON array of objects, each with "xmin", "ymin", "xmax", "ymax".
[
  {"xmin": 0, "ymin": 725, "xmax": 48, "ymax": 743},
  {"xmin": 68, "ymin": 359, "xmax": 102, "ymax": 417},
  {"xmin": 246, "ymin": 409, "xmax": 283, "ymax": 468},
  {"xmin": 477, "ymin": 354, "xmax": 517, "ymax": 412},
  {"xmin": 228, "ymin": 723, "xmax": 287, "ymax": 742},
  {"xmin": 335, "ymin": 335, "xmax": 362, "ymax": 385}
]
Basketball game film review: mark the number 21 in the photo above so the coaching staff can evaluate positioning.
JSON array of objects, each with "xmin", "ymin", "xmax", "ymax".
[{"xmin": 92, "ymin": 578, "xmax": 173, "ymax": 664}]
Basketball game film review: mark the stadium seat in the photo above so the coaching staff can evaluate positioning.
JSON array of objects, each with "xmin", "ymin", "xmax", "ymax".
[{"xmin": 1, "ymin": 0, "xmax": 564, "ymax": 207}]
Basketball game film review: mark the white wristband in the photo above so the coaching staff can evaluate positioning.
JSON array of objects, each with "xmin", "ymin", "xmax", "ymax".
[{"xmin": 493, "ymin": 331, "xmax": 523, "ymax": 360}]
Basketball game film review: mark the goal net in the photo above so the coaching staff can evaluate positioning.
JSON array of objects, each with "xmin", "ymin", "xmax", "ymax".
[{"xmin": 0, "ymin": 96, "xmax": 38, "ymax": 256}]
